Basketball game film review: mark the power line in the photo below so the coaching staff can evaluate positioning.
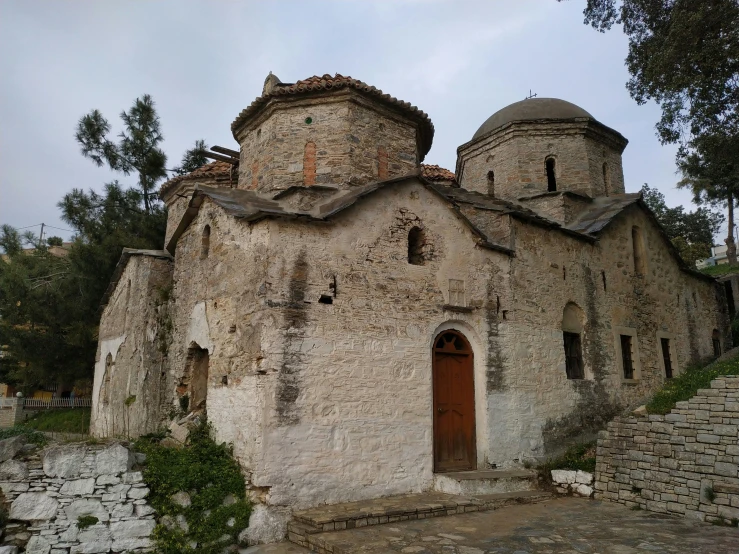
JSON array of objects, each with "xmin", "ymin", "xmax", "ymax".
[{"xmin": 12, "ymin": 223, "xmax": 73, "ymax": 233}]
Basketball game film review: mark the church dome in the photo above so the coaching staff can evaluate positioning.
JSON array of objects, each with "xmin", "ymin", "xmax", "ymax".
[{"xmin": 472, "ymin": 98, "xmax": 593, "ymax": 140}]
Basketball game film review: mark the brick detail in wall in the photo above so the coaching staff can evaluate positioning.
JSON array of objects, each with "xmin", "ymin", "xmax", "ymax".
[
  {"xmin": 378, "ymin": 146, "xmax": 388, "ymax": 181},
  {"xmin": 303, "ymin": 142, "xmax": 316, "ymax": 186},
  {"xmin": 595, "ymin": 375, "xmax": 739, "ymax": 524}
]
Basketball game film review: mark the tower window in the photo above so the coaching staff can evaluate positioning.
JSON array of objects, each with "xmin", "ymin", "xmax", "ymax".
[
  {"xmin": 487, "ymin": 170, "xmax": 495, "ymax": 196},
  {"xmin": 201, "ymin": 225, "xmax": 211, "ymax": 259},
  {"xmin": 408, "ymin": 227, "xmax": 427, "ymax": 265},
  {"xmin": 620, "ymin": 335, "xmax": 634, "ymax": 379},
  {"xmin": 661, "ymin": 338, "xmax": 673, "ymax": 379},
  {"xmin": 546, "ymin": 158, "xmax": 557, "ymax": 192}
]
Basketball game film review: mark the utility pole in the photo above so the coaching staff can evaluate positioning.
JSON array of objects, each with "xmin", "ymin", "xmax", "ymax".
[{"xmin": 39, "ymin": 223, "xmax": 45, "ymax": 245}]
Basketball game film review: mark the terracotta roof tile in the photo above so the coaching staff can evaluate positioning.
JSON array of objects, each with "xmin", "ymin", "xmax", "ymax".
[
  {"xmin": 159, "ymin": 161, "xmax": 235, "ymax": 198},
  {"xmin": 231, "ymin": 73, "xmax": 434, "ymax": 158},
  {"xmin": 421, "ymin": 164, "xmax": 455, "ymax": 182}
]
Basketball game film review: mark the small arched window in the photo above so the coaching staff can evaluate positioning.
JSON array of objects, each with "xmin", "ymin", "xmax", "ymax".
[
  {"xmin": 546, "ymin": 158, "xmax": 557, "ymax": 192},
  {"xmin": 101, "ymin": 353, "xmax": 113, "ymax": 405},
  {"xmin": 201, "ymin": 225, "xmax": 211, "ymax": 259},
  {"xmin": 602, "ymin": 162, "xmax": 610, "ymax": 196},
  {"xmin": 487, "ymin": 170, "xmax": 495, "ymax": 196},
  {"xmin": 562, "ymin": 303, "xmax": 585, "ymax": 379},
  {"xmin": 408, "ymin": 227, "xmax": 426, "ymax": 265},
  {"xmin": 632, "ymin": 226, "xmax": 646, "ymax": 276}
]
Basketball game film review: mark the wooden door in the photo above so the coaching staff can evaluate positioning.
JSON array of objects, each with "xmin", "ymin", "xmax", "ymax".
[{"xmin": 433, "ymin": 330, "xmax": 476, "ymax": 472}]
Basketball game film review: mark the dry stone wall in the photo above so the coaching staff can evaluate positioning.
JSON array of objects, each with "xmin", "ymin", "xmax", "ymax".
[
  {"xmin": 0, "ymin": 441, "xmax": 155, "ymax": 553},
  {"xmin": 595, "ymin": 375, "xmax": 739, "ymax": 523}
]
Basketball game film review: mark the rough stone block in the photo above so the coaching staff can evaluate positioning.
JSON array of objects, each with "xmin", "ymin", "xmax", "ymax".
[
  {"xmin": 42, "ymin": 445, "xmax": 86, "ymax": 478},
  {"xmin": 575, "ymin": 470, "xmax": 593, "ymax": 485},
  {"xmin": 94, "ymin": 444, "xmax": 134, "ymax": 476},
  {"xmin": 59, "ymin": 478, "xmax": 96, "ymax": 496},
  {"xmin": 109, "ymin": 519, "xmax": 156, "ymax": 539},
  {"xmin": 64, "ymin": 498, "xmax": 109, "ymax": 522},
  {"xmin": 550, "ymin": 470, "xmax": 576, "ymax": 484},
  {"xmin": 0, "ymin": 435, "xmax": 25, "ymax": 463},
  {"xmin": 0, "ymin": 459, "xmax": 28, "ymax": 480},
  {"xmin": 10, "ymin": 492, "xmax": 58, "ymax": 521},
  {"xmin": 24, "ymin": 536, "xmax": 51, "ymax": 554}
]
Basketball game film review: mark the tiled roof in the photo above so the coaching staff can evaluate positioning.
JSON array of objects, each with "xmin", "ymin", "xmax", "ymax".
[
  {"xmin": 159, "ymin": 161, "xmax": 235, "ymax": 198},
  {"xmin": 421, "ymin": 164, "xmax": 455, "ymax": 182},
  {"xmin": 231, "ymin": 74, "xmax": 435, "ymax": 158}
]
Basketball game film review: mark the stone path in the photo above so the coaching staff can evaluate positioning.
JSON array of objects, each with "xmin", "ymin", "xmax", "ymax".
[{"xmin": 244, "ymin": 497, "xmax": 739, "ymax": 553}]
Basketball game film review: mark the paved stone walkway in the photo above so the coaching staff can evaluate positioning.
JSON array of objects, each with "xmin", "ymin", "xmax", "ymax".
[{"xmin": 243, "ymin": 497, "xmax": 739, "ymax": 553}]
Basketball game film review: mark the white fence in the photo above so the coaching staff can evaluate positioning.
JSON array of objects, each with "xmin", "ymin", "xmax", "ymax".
[{"xmin": 0, "ymin": 397, "xmax": 92, "ymax": 409}]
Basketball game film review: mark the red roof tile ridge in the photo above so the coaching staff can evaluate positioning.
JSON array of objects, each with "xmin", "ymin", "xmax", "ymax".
[
  {"xmin": 159, "ymin": 161, "xmax": 234, "ymax": 197},
  {"xmin": 421, "ymin": 164, "xmax": 456, "ymax": 181}
]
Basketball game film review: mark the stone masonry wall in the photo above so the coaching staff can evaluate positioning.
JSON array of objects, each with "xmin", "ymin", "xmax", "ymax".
[
  {"xmin": 595, "ymin": 375, "xmax": 739, "ymax": 523},
  {"xmin": 1, "ymin": 442, "xmax": 155, "ymax": 553},
  {"xmin": 91, "ymin": 254, "xmax": 173, "ymax": 438}
]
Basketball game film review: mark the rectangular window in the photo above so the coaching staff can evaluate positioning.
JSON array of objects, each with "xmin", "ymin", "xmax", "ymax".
[
  {"xmin": 449, "ymin": 279, "xmax": 465, "ymax": 306},
  {"xmin": 563, "ymin": 332, "xmax": 584, "ymax": 380},
  {"xmin": 660, "ymin": 338, "xmax": 673, "ymax": 379},
  {"xmin": 620, "ymin": 335, "xmax": 634, "ymax": 379}
]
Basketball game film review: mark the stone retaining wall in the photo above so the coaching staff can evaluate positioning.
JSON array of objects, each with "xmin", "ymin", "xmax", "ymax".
[
  {"xmin": 595, "ymin": 375, "xmax": 739, "ymax": 523},
  {"xmin": 0, "ymin": 441, "xmax": 155, "ymax": 553}
]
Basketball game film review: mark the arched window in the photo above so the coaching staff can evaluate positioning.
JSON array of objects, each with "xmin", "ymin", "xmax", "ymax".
[
  {"xmin": 712, "ymin": 329, "xmax": 721, "ymax": 357},
  {"xmin": 546, "ymin": 158, "xmax": 557, "ymax": 192},
  {"xmin": 602, "ymin": 162, "xmax": 610, "ymax": 196},
  {"xmin": 201, "ymin": 225, "xmax": 211, "ymax": 260},
  {"xmin": 101, "ymin": 353, "xmax": 113, "ymax": 405},
  {"xmin": 378, "ymin": 146, "xmax": 389, "ymax": 180},
  {"xmin": 408, "ymin": 227, "xmax": 426, "ymax": 265},
  {"xmin": 632, "ymin": 226, "xmax": 646, "ymax": 275},
  {"xmin": 562, "ymin": 303, "xmax": 585, "ymax": 379},
  {"xmin": 303, "ymin": 142, "xmax": 316, "ymax": 186},
  {"xmin": 487, "ymin": 170, "xmax": 495, "ymax": 196}
]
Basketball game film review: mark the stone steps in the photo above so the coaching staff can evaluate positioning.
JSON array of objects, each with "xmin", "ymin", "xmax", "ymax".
[
  {"xmin": 287, "ymin": 489, "xmax": 552, "ymax": 552},
  {"xmin": 433, "ymin": 469, "xmax": 538, "ymax": 495}
]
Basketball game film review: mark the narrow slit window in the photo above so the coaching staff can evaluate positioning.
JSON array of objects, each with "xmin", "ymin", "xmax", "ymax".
[
  {"xmin": 712, "ymin": 330, "xmax": 722, "ymax": 357},
  {"xmin": 201, "ymin": 225, "xmax": 211, "ymax": 259},
  {"xmin": 602, "ymin": 162, "xmax": 610, "ymax": 196},
  {"xmin": 660, "ymin": 338, "xmax": 673, "ymax": 379},
  {"xmin": 546, "ymin": 158, "xmax": 557, "ymax": 192},
  {"xmin": 102, "ymin": 354, "xmax": 113, "ymax": 405},
  {"xmin": 408, "ymin": 227, "xmax": 426, "ymax": 265},
  {"xmin": 563, "ymin": 332, "xmax": 584, "ymax": 379},
  {"xmin": 620, "ymin": 335, "xmax": 634, "ymax": 379}
]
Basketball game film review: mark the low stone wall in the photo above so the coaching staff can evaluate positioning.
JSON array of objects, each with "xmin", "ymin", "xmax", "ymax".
[
  {"xmin": 550, "ymin": 469, "xmax": 594, "ymax": 497},
  {"xmin": 0, "ymin": 440, "xmax": 155, "ymax": 553},
  {"xmin": 595, "ymin": 376, "xmax": 739, "ymax": 524}
]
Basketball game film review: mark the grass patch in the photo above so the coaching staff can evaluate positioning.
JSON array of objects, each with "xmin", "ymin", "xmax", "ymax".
[
  {"xmin": 538, "ymin": 442, "xmax": 597, "ymax": 480},
  {"xmin": 134, "ymin": 419, "xmax": 251, "ymax": 553},
  {"xmin": 0, "ymin": 425, "xmax": 47, "ymax": 446},
  {"xmin": 699, "ymin": 264, "xmax": 739, "ymax": 277},
  {"xmin": 23, "ymin": 408, "xmax": 91, "ymax": 434},
  {"xmin": 646, "ymin": 354, "xmax": 739, "ymax": 415}
]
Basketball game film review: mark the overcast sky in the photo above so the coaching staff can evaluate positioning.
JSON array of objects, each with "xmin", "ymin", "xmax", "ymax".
[{"xmin": 0, "ymin": 0, "xmax": 712, "ymax": 243}]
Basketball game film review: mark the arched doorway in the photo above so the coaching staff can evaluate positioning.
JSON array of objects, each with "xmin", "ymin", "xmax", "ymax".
[{"xmin": 433, "ymin": 330, "xmax": 476, "ymax": 472}]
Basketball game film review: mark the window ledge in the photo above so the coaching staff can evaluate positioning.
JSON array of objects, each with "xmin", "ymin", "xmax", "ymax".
[
  {"xmin": 441, "ymin": 304, "xmax": 475, "ymax": 313},
  {"xmin": 621, "ymin": 379, "xmax": 640, "ymax": 385}
]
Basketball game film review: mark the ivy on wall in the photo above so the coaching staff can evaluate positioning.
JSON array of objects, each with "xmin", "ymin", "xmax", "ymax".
[{"xmin": 135, "ymin": 420, "xmax": 251, "ymax": 553}]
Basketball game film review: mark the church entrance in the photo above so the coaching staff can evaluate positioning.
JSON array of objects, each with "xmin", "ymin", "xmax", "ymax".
[{"xmin": 432, "ymin": 330, "xmax": 476, "ymax": 472}]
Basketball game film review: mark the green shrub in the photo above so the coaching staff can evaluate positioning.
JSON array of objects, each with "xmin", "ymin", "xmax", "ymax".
[
  {"xmin": 646, "ymin": 354, "xmax": 739, "ymax": 415},
  {"xmin": 77, "ymin": 515, "xmax": 99, "ymax": 529},
  {"xmin": 538, "ymin": 442, "xmax": 597, "ymax": 480},
  {"xmin": 23, "ymin": 408, "xmax": 91, "ymax": 434},
  {"xmin": 135, "ymin": 419, "xmax": 251, "ymax": 553},
  {"xmin": 0, "ymin": 425, "xmax": 47, "ymax": 446}
]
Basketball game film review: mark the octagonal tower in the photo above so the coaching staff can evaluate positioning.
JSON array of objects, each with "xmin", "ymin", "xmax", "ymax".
[
  {"xmin": 456, "ymin": 98, "xmax": 628, "ymax": 203},
  {"xmin": 231, "ymin": 74, "xmax": 434, "ymax": 193}
]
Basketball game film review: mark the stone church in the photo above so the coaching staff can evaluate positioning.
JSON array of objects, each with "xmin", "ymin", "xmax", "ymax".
[{"xmin": 91, "ymin": 73, "xmax": 729, "ymax": 511}]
